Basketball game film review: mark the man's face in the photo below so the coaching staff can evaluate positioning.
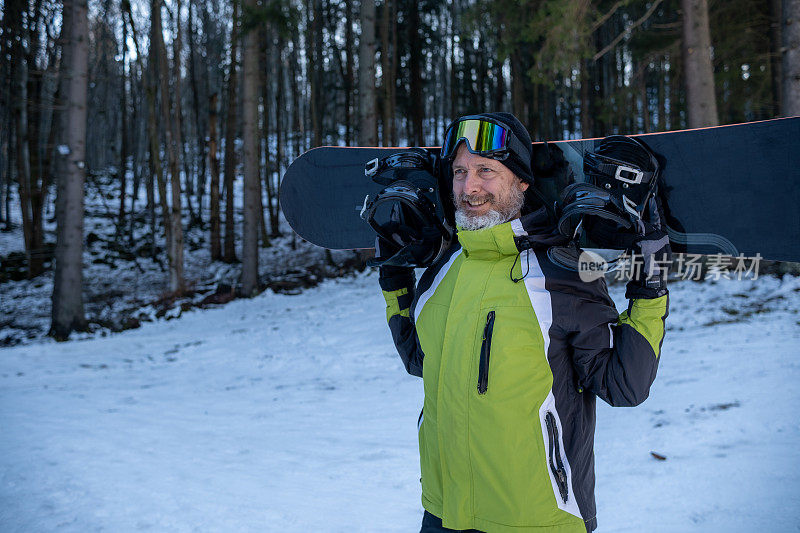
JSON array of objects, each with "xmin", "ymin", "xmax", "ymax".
[{"xmin": 451, "ymin": 143, "xmax": 529, "ymax": 230}]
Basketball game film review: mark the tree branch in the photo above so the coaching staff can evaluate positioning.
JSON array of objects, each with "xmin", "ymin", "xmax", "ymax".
[
  {"xmin": 591, "ymin": 0, "xmax": 629, "ymax": 33},
  {"xmin": 592, "ymin": 0, "xmax": 665, "ymax": 62}
]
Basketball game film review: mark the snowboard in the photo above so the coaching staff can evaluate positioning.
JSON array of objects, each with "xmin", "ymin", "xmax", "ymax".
[{"xmin": 280, "ymin": 117, "xmax": 800, "ymax": 263}]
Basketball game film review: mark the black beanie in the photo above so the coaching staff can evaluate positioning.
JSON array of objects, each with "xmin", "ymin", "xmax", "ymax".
[{"xmin": 475, "ymin": 112, "xmax": 534, "ymax": 184}]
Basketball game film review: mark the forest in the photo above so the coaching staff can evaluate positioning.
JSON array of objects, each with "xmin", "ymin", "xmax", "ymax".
[{"xmin": 1, "ymin": 0, "xmax": 799, "ymax": 340}]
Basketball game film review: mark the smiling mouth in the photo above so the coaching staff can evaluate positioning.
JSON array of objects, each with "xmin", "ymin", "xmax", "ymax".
[{"xmin": 462, "ymin": 196, "xmax": 491, "ymax": 208}]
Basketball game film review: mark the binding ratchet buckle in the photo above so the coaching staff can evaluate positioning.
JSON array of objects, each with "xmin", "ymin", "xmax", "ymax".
[
  {"xmin": 614, "ymin": 164, "xmax": 644, "ymax": 185},
  {"xmin": 365, "ymin": 158, "xmax": 380, "ymax": 177}
]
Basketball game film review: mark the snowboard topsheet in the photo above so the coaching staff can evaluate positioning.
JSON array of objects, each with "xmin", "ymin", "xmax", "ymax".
[{"xmin": 280, "ymin": 117, "xmax": 800, "ymax": 263}]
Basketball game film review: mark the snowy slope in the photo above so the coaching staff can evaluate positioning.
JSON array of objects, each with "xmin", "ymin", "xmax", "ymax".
[
  {"xmin": 1, "ymin": 272, "xmax": 799, "ymax": 532},
  {"xmin": 0, "ymin": 171, "xmax": 356, "ymax": 347}
]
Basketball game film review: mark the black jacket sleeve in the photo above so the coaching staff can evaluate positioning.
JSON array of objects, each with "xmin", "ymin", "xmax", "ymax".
[
  {"xmin": 566, "ymin": 280, "xmax": 669, "ymax": 407},
  {"xmin": 379, "ymin": 270, "xmax": 425, "ymax": 377}
]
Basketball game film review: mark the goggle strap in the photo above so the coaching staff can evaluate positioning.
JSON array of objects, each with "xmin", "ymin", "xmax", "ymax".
[{"xmin": 506, "ymin": 135, "xmax": 530, "ymax": 163}]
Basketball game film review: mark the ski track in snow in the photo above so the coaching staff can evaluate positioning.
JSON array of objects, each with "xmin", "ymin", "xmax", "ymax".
[{"xmin": 1, "ymin": 273, "xmax": 799, "ymax": 532}]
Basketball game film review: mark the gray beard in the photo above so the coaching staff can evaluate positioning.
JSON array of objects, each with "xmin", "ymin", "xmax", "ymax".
[
  {"xmin": 453, "ymin": 186, "xmax": 526, "ymax": 231},
  {"xmin": 454, "ymin": 209, "xmax": 506, "ymax": 231}
]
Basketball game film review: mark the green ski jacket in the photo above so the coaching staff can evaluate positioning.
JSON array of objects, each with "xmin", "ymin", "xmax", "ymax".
[{"xmin": 380, "ymin": 212, "xmax": 668, "ymax": 532}]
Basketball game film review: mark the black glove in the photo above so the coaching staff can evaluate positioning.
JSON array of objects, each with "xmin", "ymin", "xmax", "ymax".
[
  {"xmin": 585, "ymin": 215, "xmax": 671, "ymax": 299},
  {"xmin": 372, "ymin": 220, "xmax": 441, "ymax": 268},
  {"xmin": 375, "ymin": 232, "xmax": 401, "ymax": 263},
  {"xmin": 626, "ymin": 221, "xmax": 671, "ymax": 299},
  {"xmin": 628, "ymin": 194, "xmax": 671, "ymax": 298},
  {"xmin": 376, "ymin": 234, "xmax": 416, "ymax": 291}
]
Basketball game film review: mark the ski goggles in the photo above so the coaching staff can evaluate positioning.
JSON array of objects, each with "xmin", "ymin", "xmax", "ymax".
[{"xmin": 441, "ymin": 116, "xmax": 528, "ymax": 161}]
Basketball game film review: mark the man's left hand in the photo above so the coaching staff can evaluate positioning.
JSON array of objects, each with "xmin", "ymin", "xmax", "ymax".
[{"xmin": 627, "ymin": 221, "xmax": 671, "ymax": 299}]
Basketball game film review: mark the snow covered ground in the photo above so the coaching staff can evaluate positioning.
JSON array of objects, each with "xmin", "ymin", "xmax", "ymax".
[
  {"xmin": 1, "ymin": 272, "xmax": 799, "ymax": 532},
  {"xmin": 0, "ymin": 173, "xmax": 357, "ymax": 347}
]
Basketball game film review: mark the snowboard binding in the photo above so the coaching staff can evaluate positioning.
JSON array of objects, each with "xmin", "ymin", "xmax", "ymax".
[
  {"xmin": 550, "ymin": 135, "xmax": 664, "ymax": 272},
  {"xmin": 558, "ymin": 135, "xmax": 661, "ymax": 238},
  {"xmin": 360, "ymin": 148, "xmax": 454, "ymax": 268}
]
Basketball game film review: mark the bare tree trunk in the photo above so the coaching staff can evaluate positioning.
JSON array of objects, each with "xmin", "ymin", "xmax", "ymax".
[
  {"xmin": 12, "ymin": 6, "xmax": 37, "ymax": 276},
  {"xmin": 343, "ymin": 0, "xmax": 355, "ymax": 145},
  {"xmin": 314, "ymin": 0, "xmax": 324, "ymax": 145},
  {"xmin": 260, "ymin": 33, "xmax": 274, "ymax": 240},
  {"xmin": 26, "ymin": 0, "xmax": 46, "ymax": 274},
  {"xmin": 260, "ymin": 31, "xmax": 273, "ymax": 243},
  {"xmin": 511, "ymin": 50, "xmax": 526, "ymax": 125},
  {"xmin": 669, "ymin": 52, "xmax": 682, "ymax": 129},
  {"xmin": 449, "ymin": 0, "xmax": 457, "ymax": 123},
  {"xmin": 6, "ymin": 0, "xmax": 47, "ymax": 274},
  {"xmin": 639, "ymin": 65, "xmax": 651, "ymax": 133},
  {"xmin": 146, "ymin": 146, "xmax": 157, "ymax": 256},
  {"xmin": 783, "ymin": 0, "xmax": 800, "ymax": 116},
  {"xmin": 145, "ymin": 51, "xmax": 166, "ymax": 259},
  {"xmin": 304, "ymin": 0, "xmax": 314, "ymax": 149},
  {"xmin": 153, "ymin": 0, "xmax": 185, "ymax": 292},
  {"xmin": 658, "ymin": 58, "xmax": 666, "ymax": 131},
  {"xmin": 359, "ymin": 0, "xmax": 377, "ymax": 145},
  {"xmin": 200, "ymin": 1, "xmax": 219, "ymax": 219},
  {"xmin": 389, "ymin": 0, "xmax": 397, "ymax": 144},
  {"xmin": 120, "ymin": 0, "xmax": 146, "ymax": 246},
  {"xmin": 271, "ymin": 35, "xmax": 284, "ymax": 237},
  {"xmin": 493, "ymin": 48, "xmax": 505, "ymax": 113},
  {"xmin": 208, "ymin": 92, "xmax": 222, "ymax": 260},
  {"xmin": 0, "ymin": 5, "xmax": 9, "ymax": 228},
  {"xmin": 461, "ymin": 28, "xmax": 477, "ymax": 113},
  {"xmin": 171, "ymin": 0, "xmax": 196, "ymax": 227},
  {"xmin": 476, "ymin": 33, "xmax": 487, "ymax": 111},
  {"xmin": 593, "ymin": 27, "xmax": 608, "ymax": 136},
  {"xmin": 380, "ymin": 0, "xmax": 392, "ymax": 145},
  {"xmin": 2, "ymin": 128, "xmax": 10, "ymax": 229},
  {"xmin": 240, "ymin": 0, "xmax": 260, "ymax": 296},
  {"xmin": 307, "ymin": 0, "xmax": 321, "ymax": 146},
  {"xmin": 580, "ymin": 59, "xmax": 592, "ymax": 137},
  {"xmin": 289, "ymin": 27, "xmax": 303, "ymax": 157},
  {"xmin": 223, "ymin": 0, "xmax": 239, "ymax": 263},
  {"xmin": 3, "ymin": 0, "xmax": 25, "ymax": 232},
  {"xmin": 188, "ymin": 0, "xmax": 206, "ymax": 226},
  {"xmin": 51, "ymin": 0, "xmax": 89, "ymax": 340},
  {"xmin": 681, "ymin": 0, "xmax": 719, "ymax": 127},
  {"xmin": 408, "ymin": 5, "xmax": 423, "ymax": 145},
  {"xmin": 770, "ymin": 0, "xmax": 783, "ymax": 116},
  {"xmin": 118, "ymin": 12, "xmax": 129, "ymax": 229}
]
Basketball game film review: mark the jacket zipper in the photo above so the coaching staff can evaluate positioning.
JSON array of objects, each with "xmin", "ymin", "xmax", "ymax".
[
  {"xmin": 545, "ymin": 411, "xmax": 569, "ymax": 503},
  {"xmin": 477, "ymin": 311, "xmax": 495, "ymax": 394}
]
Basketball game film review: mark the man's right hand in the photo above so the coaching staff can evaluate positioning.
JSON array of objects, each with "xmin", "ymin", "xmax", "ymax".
[
  {"xmin": 375, "ymin": 233, "xmax": 401, "ymax": 264},
  {"xmin": 376, "ymin": 236, "xmax": 416, "ymax": 291},
  {"xmin": 373, "ymin": 222, "xmax": 442, "ymax": 268}
]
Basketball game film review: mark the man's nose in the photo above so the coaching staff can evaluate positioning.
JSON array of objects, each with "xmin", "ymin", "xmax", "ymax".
[{"xmin": 464, "ymin": 171, "xmax": 482, "ymax": 193}]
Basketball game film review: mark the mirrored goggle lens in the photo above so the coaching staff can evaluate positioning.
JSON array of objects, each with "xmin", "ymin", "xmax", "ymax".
[{"xmin": 442, "ymin": 119, "xmax": 510, "ymax": 158}]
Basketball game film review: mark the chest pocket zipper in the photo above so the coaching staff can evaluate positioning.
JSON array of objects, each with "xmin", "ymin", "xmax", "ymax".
[
  {"xmin": 477, "ymin": 311, "xmax": 495, "ymax": 394},
  {"xmin": 545, "ymin": 411, "xmax": 569, "ymax": 503}
]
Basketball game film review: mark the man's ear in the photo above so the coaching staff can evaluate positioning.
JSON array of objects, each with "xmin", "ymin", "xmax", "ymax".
[{"xmin": 519, "ymin": 179, "xmax": 530, "ymax": 192}]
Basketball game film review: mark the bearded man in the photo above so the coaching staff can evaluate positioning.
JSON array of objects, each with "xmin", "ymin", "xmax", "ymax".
[{"xmin": 377, "ymin": 113, "xmax": 670, "ymax": 532}]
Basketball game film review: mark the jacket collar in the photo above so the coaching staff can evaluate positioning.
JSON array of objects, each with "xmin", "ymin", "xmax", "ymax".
[
  {"xmin": 511, "ymin": 207, "xmax": 570, "ymax": 249},
  {"xmin": 456, "ymin": 207, "xmax": 569, "ymax": 260},
  {"xmin": 456, "ymin": 222, "xmax": 520, "ymax": 259}
]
